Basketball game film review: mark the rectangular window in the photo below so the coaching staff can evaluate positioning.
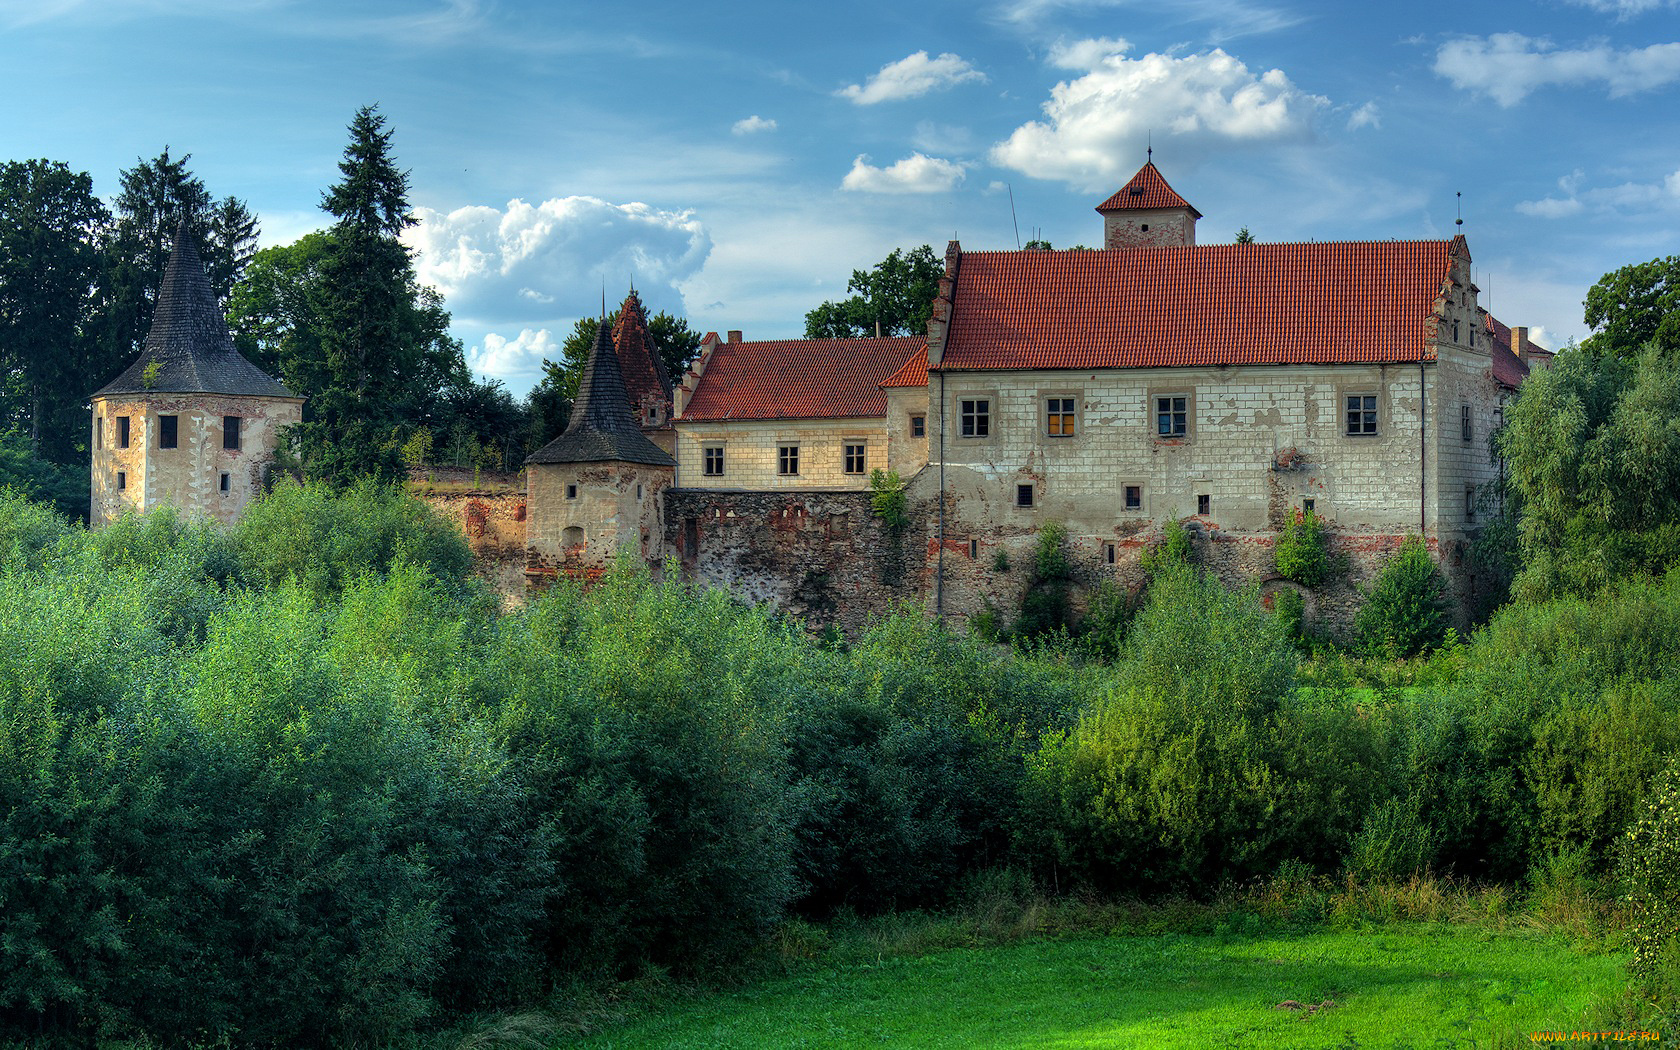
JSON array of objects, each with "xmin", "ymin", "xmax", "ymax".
[
  {"xmin": 1303, "ymin": 497, "xmax": 1316, "ymax": 515},
  {"xmin": 1197, "ymin": 493, "xmax": 1211, "ymax": 516},
  {"xmin": 968, "ymin": 538, "xmax": 979, "ymax": 559},
  {"xmin": 116, "ymin": 470, "xmax": 126, "ymax": 491},
  {"xmin": 1046, "ymin": 397, "xmax": 1076, "ymax": 437},
  {"xmin": 960, "ymin": 399, "xmax": 990, "ymax": 437},
  {"xmin": 1016, "ymin": 483, "xmax": 1035, "ymax": 508},
  {"xmin": 1461, "ymin": 404, "xmax": 1473, "ymax": 443},
  {"xmin": 1124, "ymin": 485, "xmax": 1142, "ymax": 511},
  {"xmin": 118, "ymin": 416, "xmax": 131, "ymax": 449},
  {"xmin": 565, "ymin": 483, "xmax": 578, "ymax": 499},
  {"xmin": 1156, "ymin": 395, "xmax": 1187, "ymax": 437},
  {"xmin": 1104, "ymin": 542, "xmax": 1116, "ymax": 565},
  {"xmin": 95, "ymin": 417, "xmax": 103, "ymax": 449},
  {"xmin": 158, "ymin": 414, "xmax": 178, "ymax": 449},
  {"xmin": 1345, "ymin": 394, "xmax": 1378, "ymax": 436},
  {"xmin": 702, "ymin": 445, "xmax": 725, "ymax": 476},
  {"xmin": 224, "ymin": 416, "xmax": 241, "ymax": 451},
  {"xmin": 1466, "ymin": 486, "xmax": 1476, "ymax": 523},
  {"xmin": 778, "ymin": 445, "xmax": 799, "ymax": 475},
  {"xmin": 843, "ymin": 443, "xmax": 866, "ymax": 474},
  {"xmin": 219, "ymin": 472, "xmax": 231, "ymax": 493},
  {"xmin": 910, "ymin": 415, "xmax": 926, "ymax": 438}
]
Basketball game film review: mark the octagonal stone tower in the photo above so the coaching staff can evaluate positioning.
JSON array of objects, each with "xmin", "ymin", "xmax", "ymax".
[{"xmin": 89, "ymin": 223, "xmax": 303, "ymax": 526}]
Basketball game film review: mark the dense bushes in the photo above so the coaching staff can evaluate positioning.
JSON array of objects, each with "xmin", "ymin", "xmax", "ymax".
[
  {"xmin": 2, "ymin": 486, "xmax": 1678, "ymax": 1046},
  {"xmin": 1355, "ymin": 536, "xmax": 1450, "ymax": 657}
]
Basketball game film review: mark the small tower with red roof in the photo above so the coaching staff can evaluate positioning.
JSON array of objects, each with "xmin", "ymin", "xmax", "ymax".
[{"xmin": 1095, "ymin": 157, "xmax": 1202, "ymax": 250}]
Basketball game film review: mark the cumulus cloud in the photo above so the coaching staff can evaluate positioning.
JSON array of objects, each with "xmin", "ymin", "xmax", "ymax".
[
  {"xmin": 406, "ymin": 196, "xmax": 711, "ymax": 326},
  {"xmin": 990, "ymin": 46, "xmax": 1326, "ymax": 190},
  {"xmin": 840, "ymin": 153, "xmax": 967, "ymax": 194},
  {"xmin": 731, "ymin": 114, "xmax": 778, "ymax": 134},
  {"xmin": 1434, "ymin": 33, "xmax": 1680, "ymax": 106},
  {"xmin": 1347, "ymin": 101, "xmax": 1380, "ymax": 130},
  {"xmin": 466, "ymin": 328, "xmax": 558, "ymax": 385},
  {"xmin": 837, "ymin": 50, "xmax": 986, "ymax": 104},
  {"xmin": 1047, "ymin": 36, "xmax": 1131, "ymax": 69},
  {"xmin": 996, "ymin": 0, "xmax": 1302, "ymax": 39}
]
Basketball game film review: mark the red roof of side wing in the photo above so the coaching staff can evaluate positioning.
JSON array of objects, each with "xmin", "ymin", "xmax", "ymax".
[
  {"xmin": 937, "ymin": 241, "xmax": 1453, "ymax": 371},
  {"xmin": 681, "ymin": 335, "xmax": 926, "ymax": 421}
]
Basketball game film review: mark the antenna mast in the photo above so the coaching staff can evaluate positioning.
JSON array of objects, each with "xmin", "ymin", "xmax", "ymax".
[{"xmin": 1008, "ymin": 183, "xmax": 1020, "ymax": 249}]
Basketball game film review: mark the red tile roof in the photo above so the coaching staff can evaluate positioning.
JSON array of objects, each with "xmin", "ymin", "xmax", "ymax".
[
  {"xmin": 880, "ymin": 347, "xmax": 929, "ymax": 388},
  {"xmin": 1484, "ymin": 313, "xmax": 1530, "ymax": 390},
  {"xmin": 1095, "ymin": 161, "xmax": 1203, "ymax": 218},
  {"xmin": 681, "ymin": 335, "xmax": 926, "ymax": 421},
  {"xmin": 937, "ymin": 240, "xmax": 1455, "ymax": 371},
  {"xmin": 611, "ymin": 289, "xmax": 673, "ymax": 408}
]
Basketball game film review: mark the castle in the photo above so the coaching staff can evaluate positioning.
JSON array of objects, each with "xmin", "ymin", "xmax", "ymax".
[{"xmin": 527, "ymin": 160, "xmax": 1547, "ymax": 633}]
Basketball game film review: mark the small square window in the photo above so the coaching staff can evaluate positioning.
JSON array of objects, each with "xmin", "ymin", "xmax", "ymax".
[
  {"xmin": 118, "ymin": 416, "xmax": 131, "ymax": 449},
  {"xmin": 1345, "ymin": 394, "xmax": 1378, "ymax": 436},
  {"xmin": 702, "ymin": 445, "xmax": 725, "ymax": 476},
  {"xmin": 1197, "ymin": 493, "xmax": 1211, "ymax": 516},
  {"xmin": 1016, "ymin": 483, "xmax": 1035, "ymax": 508},
  {"xmin": 1156, "ymin": 395, "xmax": 1187, "ymax": 437},
  {"xmin": 1046, "ymin": 397, "xmax": 1076, "ymax": 437},
  {"xmin": 778, "ymin": 445, "xmax": 799, "ymax": 475},
  {"xmin": 159, "ymin": 415, "xmax": 178, "ymax": 449},
  {"xmin": 843, "ymin": 443, "xmax": 866, "ymax": 474},
  {"xmin": 1461, "ymin": 404, "xmax": 1473, "ymax": 443},
  {"xmin": 910, "ymin": 415, "xmax": 926, "ymax": 438},
  {"xmin": 960, "ymin": 399, "xmax": 990, "ymax": 437},
  {"xmin": 224, "ymin": 416, "xmax": 241, "ymax": 451},
  {"xmin": 1302, "ymin": 498, "xmax": 1316, "ymax": 515},
  {"xmin": 116, "ymin": 470, "xmax": 126, "ymax": 491},
  {"xmin": 219, "ymin": 472, "xmax": 231, "ymax": 493},
  {"xmin": 1124, "ymin": 485, "xmax": 1142, "ymax": 511},
  {"xmin": 565, "ymin": 483, "xmax": 578, "ymax": 499}
]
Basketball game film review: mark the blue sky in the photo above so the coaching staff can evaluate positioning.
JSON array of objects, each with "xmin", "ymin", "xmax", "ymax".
[{"xmin": 3, "ymin": 0, "xmax": 1677, "ymax": 396}]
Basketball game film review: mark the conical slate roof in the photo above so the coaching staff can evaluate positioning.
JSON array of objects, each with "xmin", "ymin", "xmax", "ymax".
[
  {"xmin": 526, "ymin": 319, "xmax": 675, "ymax": 467},
  {"xmin": 94, "ymin": 222, "xmax": 295, "ymax": 399}
]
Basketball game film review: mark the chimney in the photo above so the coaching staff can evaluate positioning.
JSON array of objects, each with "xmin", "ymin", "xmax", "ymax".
[
  {"xmin": 727, "ymin": 330, "xmax": 742, "ymax": 343},
  {"xmin": 1511, "ymin": 326, "xmax": 1529, "ymax": 364}
]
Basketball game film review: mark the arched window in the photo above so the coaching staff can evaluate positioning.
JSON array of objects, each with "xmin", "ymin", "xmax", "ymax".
[{"xmin": 562, "ymin": 526, "xmax": 585, "ymax": 549}]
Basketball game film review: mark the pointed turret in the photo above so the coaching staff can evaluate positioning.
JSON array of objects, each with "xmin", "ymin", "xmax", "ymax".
[
  {"xmin": 526, "ymin": 318, "xmax": 674, "ymax": 467},
  {"xmin": 611, "ymin": 289, "xmax": 674, "ymax": 430},
  {"xmin": 94, "ymin": 221, "xmax": 293, "ymax": 399},
  {"xmin": 1095, "ymin": 159, "xmax": 1201, "ymax": 249}
]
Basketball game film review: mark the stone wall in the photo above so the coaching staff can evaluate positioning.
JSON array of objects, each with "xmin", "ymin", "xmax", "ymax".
[
  {"xmin": 412, "ymin": 483, "xmax": 529, "ymax": 596},
  {"xmin": 673, "ymin": 417, "xmax": 888, "ymax": 491},
  {"xmin": 664, "ymin": 487, "xmax": 931, "ymax": 634}
]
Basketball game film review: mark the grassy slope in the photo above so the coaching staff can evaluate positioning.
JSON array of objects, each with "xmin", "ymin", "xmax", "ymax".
[{"xmin": 569, "ymin": 928, "xmax": 1624, "ymax": 1049}]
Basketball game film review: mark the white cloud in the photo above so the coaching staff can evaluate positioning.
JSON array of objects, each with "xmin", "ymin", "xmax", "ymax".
[
  {"xmin": 1434, "ymin": 33, "xmax": 1680, "ymax": 106},
  {"xmin": 990, "ymin": 46, "xmax": 1327, "ymax": 191},
  {"xmin": 1347, "ymin": 101, "xmax": 1380, "ymax": 130},
  {"xmin": 1047, "ymin": 36, "xmax": 1131, "ymax": 69},
  {"xmin": 406, "ymin": 196, "xmax": 711, "ymax": 326},
  {"xmin": 1563, "ymin": 0, "xmax": 1678, "ymax": 16},
  {"xmin": 1515, "ymin": 166, "xmax": 1680, "ymax": 217},
  {"xmin": 837, "ymin": 50, "xmax": 986, "ymax": 104},
  {"xmin": 840, "ymin": 153, "xmax": 967, "ymax": 194},
  {"xmin": 996, "ymin": 0, "xmax": 1303, "ymax": 39},
  {"xmin": 731, "ymin": 115, "xmax": 778, "ymax": 135},
  {"xmin": 467, "ymin": 328, "xmax": 558, "ymax": 386}
]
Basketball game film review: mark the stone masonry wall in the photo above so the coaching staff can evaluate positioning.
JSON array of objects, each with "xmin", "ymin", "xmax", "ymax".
[
  {"xmin": 674, "ymin": 417, "xmax": 889, "ymax": 492},
  {"xmin": 665, "ymin": 487, "xmax": 931, "ymax": 634},
  {"xmin": 412, "ymin": 483, "xmax": 529, "ymax": 596}
]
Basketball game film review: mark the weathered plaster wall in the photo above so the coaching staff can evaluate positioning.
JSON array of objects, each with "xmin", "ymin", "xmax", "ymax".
[
  {"xmin": 526, "ymin": 462, "xmax": 672, "ymax": 581},
  {"xmin": 413, "ymin": 484, "xmax": 529, "ymax": 595},
  {"xmin": 664, "ymin": 487, "xmax": 930, "ymax": 633},
  {"xmin": 883, "ymin": 387, "xmax": 930, "ymax": 479},
  {"xmin": 90, "ymin": 393, "xmax": 302, "ymax": 526},
  {"xmin": 673, "ymin": 418, "xmax": 888, "ymax": 491},
  {"xmin": 1102, "ymin": 207, "xmax": 1196, "ymax": 249}
]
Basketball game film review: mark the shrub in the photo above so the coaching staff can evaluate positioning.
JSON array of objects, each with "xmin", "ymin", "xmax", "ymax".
[
  {"xmin": 1626, "ymin": 758, "xmax": 1680, "ymax": 995},
  {"xmin": 1355, "ymin": 536, "xmax": 1450, "ymax": 657},
  {"xmin": 868, "ymin": 468, "xmax": 908, "ymax": 529},
  {"xmin": 1077, "ymin": 580, "xmax": 1134, "ymax": 661},
  {"xmin": 1345, "ymin": 794, "xmax": 1438, "ymax": 882},
  {"xmin": 0, "ymin": 487, "xmax": 72, "ymax": 572},
  {"xmin": 1140, "ymin": 518, "xmax": 1194, "ymax": 573},
  {"xmin": 1272, "ymin": 587, "xmax": 1305, "ymax": 641},
  {"xmin": 1273, "ymin": 508, "xmax": 1328, "ymax": 587}
]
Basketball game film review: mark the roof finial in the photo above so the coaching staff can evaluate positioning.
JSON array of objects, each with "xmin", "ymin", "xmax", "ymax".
[
  {"xmin": 1147, "ymin": 131, "xmax": 1152, "ymax": 164},
  {"xmin": 1455, "ymin": 190, "xmax": 1464, "ymax": 228},
  {"xmin": 601, "ymin": 282, "xmax": 606, "ymax": 321}
]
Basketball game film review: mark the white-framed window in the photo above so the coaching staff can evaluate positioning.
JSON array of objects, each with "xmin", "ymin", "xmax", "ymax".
[
  {"xmin": 702, "ymin": 445, "xmax": 725, "ymax": 476},
  {"xmin": 843, "ymin": 443, "xmax": 866, "ymax": 474},
  {"xmin": 1156, "ymin": 395, "xmax": 1188, "ymax": 438},
  {"xmin": 778, "ymin": 444, "xmax": 799, "ymax": 475},
  {"xmin": 960, "ymin": 399, "xmax": 990, "ymax": 437},
  {"xmin": 1046, "ymin": 397, "xmax": 1076, "ymax": 437},
  {"xmin": 1345, "ymin": 394, "xmax": 1378, "ymax": 436}
]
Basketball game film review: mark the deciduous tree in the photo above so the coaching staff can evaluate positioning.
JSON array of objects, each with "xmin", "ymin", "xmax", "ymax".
[{"xmin": 804, "ymin": 245, "xmax": 942, "ymax": 339}]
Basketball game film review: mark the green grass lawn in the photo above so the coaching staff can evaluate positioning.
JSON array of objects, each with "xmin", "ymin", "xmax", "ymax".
[{"xmin": 568, "ymin": 927, "xmax": 1627, "ymax": 1049}]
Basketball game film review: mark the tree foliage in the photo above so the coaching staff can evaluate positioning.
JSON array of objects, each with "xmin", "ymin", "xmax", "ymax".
[
  {"xmin": 805, "ymin": 244, "xmax": 942, "ymax": 339},
  {"xmin": 1354, "ymin": 536, "xmax": 1450, "ymax": 657},
  {"xmin": 1583, "ymin": 254, "xmax": 1680, "ymax": 358},
  {"xmin": 1274, "ymin": 507, "xmax": 1328, "ymax": 587},
  {"xmin": 1499, "ymin": 348, "xmax": 1680, "ymax": 600},
  {"xmin": 543, "ymin": 307, "xmax": 701, "ymax": 402}
]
